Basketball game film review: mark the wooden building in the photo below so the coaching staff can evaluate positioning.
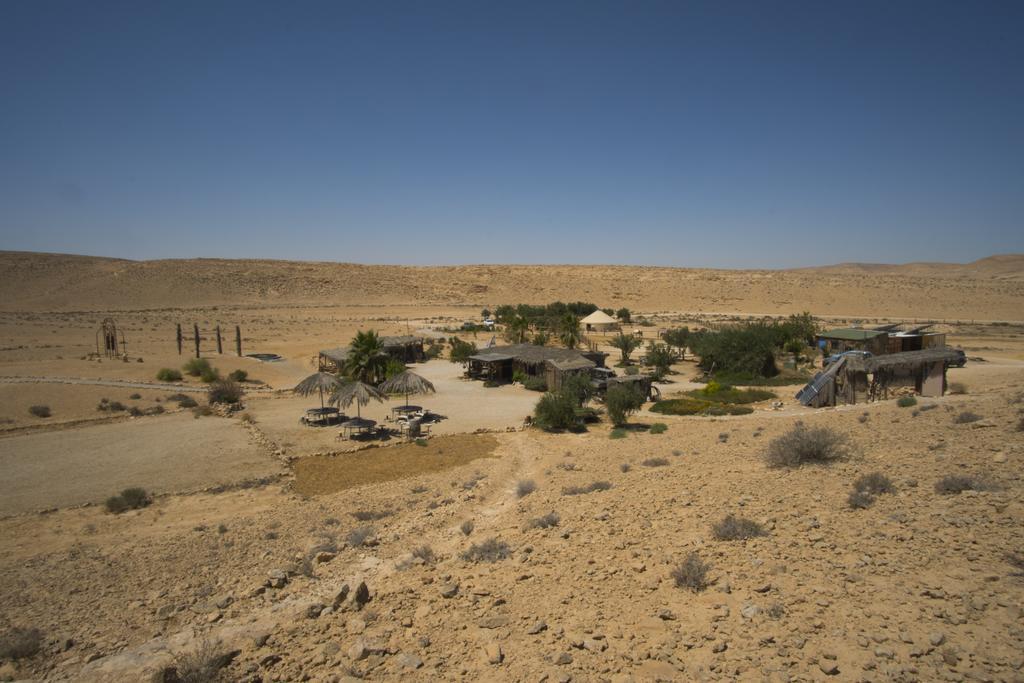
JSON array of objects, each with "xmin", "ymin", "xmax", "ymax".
[
  {"xmin": 817, "ymin": 328, "xmax": 890, "ymax": 356},
  {"xmin": 467, "ymin": 344, "xmax": 607, "ymax": 387}
]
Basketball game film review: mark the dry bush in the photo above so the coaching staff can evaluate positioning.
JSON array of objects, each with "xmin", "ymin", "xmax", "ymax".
[
  {"xmin": 0, "ymin": 626, "xmax": 42, "ymax": 660},
  {"xmin": 105, "ymin": 487, "xmax": 150, "ymax": 514},
  {"xmin": 562, "ymin": 481, "xmax": 613, "ymax": 496},
  {"xmin": 167, "ymin": 393, "xmax": 198, "ymax": 408},
  {"xmin": 671, "ymin": 552, "xmax": 712, "ymax": 592},
  {"xmin": 208, "ymin": 380, "xmax": 243, "ymax": 405},
  {"xmin": 459, "ymin": 520, "xmax": 474, "ymax": 536},
  {"xmin": 953, "ymin": 411, "xmax": 982, "ymax": 424},
  {"xmin": 619, "ymin": 463, "xmax": 631, "ymax": 472},
  {"xmin": 524, "ymin": 512, "xmax": 560, "ymax": 530},
  {"xmin": 28, "ymin": 405, "xmax": 51, "ymax": 418},
  {"xmin": 1006, "ymin": 553, "xmax": 1024, "ymax": 578},
  {"xmin": 170, "ymin": 639, "xmax": 234, "ymax": 683},
  {"xmin": 411, "ymin": 545, "xmax": 436, "ymax": 564},
  {"xmin": 642, "ymin": 457, "xmax": 669, "ymax": 467},
  {"xmin": 854, "ymin": 472, "xmax": 895, "ymax": 495},
  {"xmin": 764, "ymin": 423, "xmax": 852, "ymax": 468},
  {"xmin": 711, "ymin": 514, "xmax": 766, "ymax": 541},
  {"xmin": 346, "ymin": 526, "xmax": 375, "ymax": 547},
  {"xmin": 935, "ymin": 475, "xmax": 989, "ymax": 495},
  {"xmin": 461, "ymin": 537, "xmax": 511, "ymax": 563},
  {"xmin": 516, "ymin": 479, "xmax": 537, "ymax": 498},
  {"xmin": 947, "ymin": 382, "xmax": 967, "ymax": 395},
  {"xmin": 847, "ymin": 489, "xmax": 875, "ymax": 509}
]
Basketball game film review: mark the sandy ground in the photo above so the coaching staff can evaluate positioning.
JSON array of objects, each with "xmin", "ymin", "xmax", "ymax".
[{"xmin": 0, "ymin": 412, "xmax": 282, "ymax": 516}]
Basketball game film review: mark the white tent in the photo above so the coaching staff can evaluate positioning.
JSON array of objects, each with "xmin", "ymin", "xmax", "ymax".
[{"xmin": 580, "ymin": 310, "xmax": 618, "ymax": 332}]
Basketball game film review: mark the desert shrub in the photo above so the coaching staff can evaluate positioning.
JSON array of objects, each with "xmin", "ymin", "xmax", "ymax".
[
  {"xmin": 515, "ymin": 479, "xmax": 536, "ymax": 498},
  {"xmin": 199, "ymin": 366, "xmax": 221, "ymax": 383},
  {"xmin": 947, "ymin": 382, "xmax": 967, "ymax": 395},
  {"xmin": 853, "ymin": 472, "xmax": 895, "ymax": 495},
  {"xmin": 764, "ymin": 423, "xmax": 852, "ymax": 468},
  {"xmin": 460, "ymin": 520, "xmax": 474, "ymax": 536},
  {"xmin": 411, "ymin": 545, "xmax": 436, "ymax": 564},
  {"xmin": 642, "ymin": 457, "xmax": 669, "ymax": 467},
  {"xmin": 524, "ymin": 512, "xmax": 560, "ymax": 530},
  {"xmin": 129, "ymin": 393, "xmax": 141, "ymax": 400},
  {"xmin": 935, "ymin": 475, "xmax": 988, "ymax": 495},
  {"xmin": 157, "ymin": 368, "xmax": 183, "ymax": 382},
  {"xmin": 228, "ymin": 369, "xmax": 248, "ymax": 382},
  {"xmin": 461, "ymin": 537, "xmax": 511, "ymax": 563},
  {"xmin": 28, "ymin": 405, "xmax": 51, "ymax": 418},
  {"xmin": 953, "ymin": 411, "xmax": 981, "ymax": 424},
  {"xmin": 857, "ymin": 413, "xmax": 869, "ymax": 423},
  {"xmin": 897, "ymin": 396, "xmax": 918, "ymax": 408},
  {"xmin": 847, "ymin": 489, "xmax": 875, "ymax": 509},
  {"xmin": 208, "ymin": 380, "xmax": 243, "ymax": 405},
  {"xmin": 183, "ymin": 358, "xmax": 213, "ymax": 377},
  {"xmin": 105, "ymin": 487, "xmax": 150, "ymax": 513},
  {"xmin": 606, "ymin": 383, "xmax": 645, "ymax": 426},
  {"xmin": 609, "ymin": 428, "xmax": 627, "ymax": 439},
  {"xmin": 97, "ymin": 399, "xmax": 127, "ymax": 412},
  {"xmin": 0, "ymin": 626, "xmax": 42, "ymax": 660},
  {"xmin": 522, "ymin": 376, "xmax": 548, "ymax": 392},
  {"xmin": 346, "ymin": 526, "xmax": 375, "ymax": 547},
  {"xmin": 167, "ymin": 393, "xmax": 198, "ymax": 408},
  {"xmin": 171, "ymin": 639, "xmax": 233, "ymax": 683},
  {"xmin": 533, "ymin": 391, "xmax": 579, "ymax": 431},
  {"xmin": 619, "ymin": 463, "xmax": 631, "ymax": 472},
  {"xmin": 1017, "ymin": 415, "xmax": 1024, "ymax": 432},
  {"xmin": 351, "ymin": 510, "xmax": 391, "ymax": 521},
  {"xmin": 193, "ymin": 405, "xmax": 214, "ymax": 418},
  {"xmin": 718, "ymin": 432, "xmax": 730, "ymax": 443},
  {"xmin": 712, "ymin": 514, "xmax": 766, "ymax": 541},
  {"xmin": 650, "ymin": 398, "xmax": 753, "ymax": 416},
  {"xmin": 649, "ymin": 422, "xmax": 668, "ymax": 434},
  {"xmin": 414, "ymin": 438, "xmax": 428, "ymax": 446},
  {"xmin": 919, "ymin": 403, "xmax": 938, "ymax": 412},
  {"xmin": 562, "ymin": 481, "xmax": 612, "ymax": 496},
  {"xmin": 671, "ymin": 552, "xmax": 712, "ymax": 591},
  {"xmin": 144, "ymin": 405, "xmax": 165, "ymax": 416}
]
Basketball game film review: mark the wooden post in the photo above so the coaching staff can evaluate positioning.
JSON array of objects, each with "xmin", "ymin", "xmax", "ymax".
[
  {"xmin": 193, "ymin": 323, "xmax": 201, "ymax": 358},
  {"xmin": 235, "ymin": 325, "xmax": 242, "ymax": 356},
  {"xmin": 176, "ymin": 324, "xmax": 183, "ymax": 355},
  {"xmin": 216, "ymin": 326, "xmax": 223, "ymax": 354}
]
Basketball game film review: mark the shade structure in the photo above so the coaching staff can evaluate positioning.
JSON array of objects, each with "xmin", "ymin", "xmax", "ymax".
[
  {"xmin": 294, "ymin": 372, "xmax": 344, "ymax": 410},
  {"xmin": 329, "ymin": 380, "xmax": 386, "ymax": 418},
  {"xmin": 379, "ymin": 370, "xmax": 436, "ymax": 407}
]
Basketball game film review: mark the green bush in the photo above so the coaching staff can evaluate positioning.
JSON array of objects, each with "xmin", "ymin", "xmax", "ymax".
[
  {"xmin": 606, "ymin": 384, "xmax": 644, "ymax": 427},
  {"xmin": 688, "ymin": 385, "xmax": 776, "ymax": 404},
  {"xmin": 183, "ymin": 358, "xmax": 213, "ymax": 377},
  {"xmin": 533, "ymin": 391, "xmax": 578, "ymax": 431},
  {"xmin": 105, "ymin": 487, "xmax": 151, "ymax": 513},
  {"xmin": 609, "ymin": 428, "xmax": 627, "ymax": 439},
  {"xmin": 522, "ymin": 376, "xmax": 548, "ymax": 392},
  {"xmin": 228, "ymin": 369, "xmax": 248, "ymax": 382},
  {"xmin": 208, "ymin": 380, "xmax": 243, "ymax": 405},
  {"xmin": 650, "ymin": 398, "xmax": 753, "ymax": 416},
  {"xmin": 448, "ymin": 337, "xmax": 477, "ymax": 364},
  {"xmin": 649, "ymin": 422, "xmax": 668, "ymax": 434},
  {"xmin": 157, "ymin": 368, "xmax": 183, "ymax": 382},
  {"xmin": 896, "ymin": 396, "xmax": 917, "ymax": 408},
  {"xmin": 199, "ymin": 366, "xmax": 221, "ymax": 383}
]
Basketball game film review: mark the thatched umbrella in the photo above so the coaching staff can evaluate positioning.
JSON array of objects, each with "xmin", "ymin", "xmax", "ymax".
[
  {"xmin": 294, "ymin": 372, "xmax": 343, "ymax": 410},
  {"xmin": 379, "ymin": 370, "xmax": 436, "ymax": 407},
  {"xmin": 329, "ymin": 380, "xmax": 385, "ymax": 418}
]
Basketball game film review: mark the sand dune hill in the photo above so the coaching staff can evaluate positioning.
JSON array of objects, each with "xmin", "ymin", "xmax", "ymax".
[{"xmin": 1, "ymin": 251, "xmax": 1022, "ymax": 319}]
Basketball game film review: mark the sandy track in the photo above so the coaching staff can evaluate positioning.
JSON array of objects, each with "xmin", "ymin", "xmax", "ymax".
[{"xmin": 0, "ymin": 413, "xmax": 282, "ymax": 516}]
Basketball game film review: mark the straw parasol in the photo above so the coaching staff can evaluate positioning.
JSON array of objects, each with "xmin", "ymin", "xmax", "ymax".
[
  {"xmin": 329, "ymin": 380, "xmax": 386, "ymax": 418},
  {"xmin": 379, "ymin": 370, "xmax": 436, "ymax": 407},
  {"xmin": 294, "ymin": 372, "xmax": 343, "ymax": 410}
]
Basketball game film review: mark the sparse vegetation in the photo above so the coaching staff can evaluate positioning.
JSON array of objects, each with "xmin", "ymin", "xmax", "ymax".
[
  {"xmin": 897, "ymin": 395, "xmax": 918, "ymax": 408},
  {"xmin": 168, "ymin": 393, "xmax": 198, "ymax": 408},
  {"xmin": 764, "ymin": 423, "xmax": 852, "ymax": 468},
  {"xmin": 690, "ymin": 383, "xmax": 776, "ymax": 404},
  {"xmin": 346, "ymin": 526, "xmax": 376, "ymax": 547},
  {"xmin": 515, "ymin": 479, "xmax": 536, "ymax": 497},
  {"xmin": 935, "ymin": 475, "xmax": 988, "ymax": 495},
  {"xmin": 97, "ymin": 398, "xmax": 127, "ymax": 412},
  {"xmin": 609, "ymin": 428, "xmax": 627, "ymax": 439},
  {"xmin": 351, "ymin": 510, "xmax": 392, "ymax": 521},
  {"xmin": 208, "ymin": 380, "xmax": 243, "ymax": 405},
  {"xmin": 619, "ymin": 463, "xmax": 631, "ymax": 472},
  {"xmin": 562, "ymin": 481, "xmax": 612, "ymax": 496},
  {"xmin": 847, "ymin": 489, "xmax": 875, "ymax": 509},
  {"xmin": 947, "ymin": 382, "xmax": 967, "ymax": 395},
  {"xmin": 460, "ymin": 520, "xmax": 474, "ymax": 536},
  {"xmin": 28, "ymin": 404, "xmax": 51, "ymax": 418},
  {"xmin": 105, "ymin": 487, "xmax": 151, "ymax": 513},
  {"xmin": 648, "ymin": 422, "xmax": 668, "ymax": 434},
  {"xmin": 411, "ymin": 545, "xmax": 436, "ymax": 564},
  {"xmin": 0, "ymin": 626, "xmax": 42, "ymax": 660},
  {"xmin": 671, "ymin": 552, "xmax": 712, "ymax": 591},
  {"xmin": 853, "ymin": 472, "xmax": 895, "ymax": 495},
  {"xmin": 953, "ymin": 411, "xmax": 982, "ymax": 424},
  {"xmin": 650, "ymin": 398, "xmax": 754, "ymax": 416},
  {"xmin": 157, "ymin": 368, "xmax": 183, "ymax": 382},
  {"xmin": 461, "ymin": 537, "xmax": 511, "ymax": 563},
  {"xmin": 642, "ymin": 457, "xmax": 669, "ymax": 467},
  {"xmin": 524, "ymin": 511, "xmax": 560, "ymax": 529},
  {"xmin": 228, "ymin": 369, "xmax": 248, "ymax": 382},
  {"xmin": 712, "ymin": 514, "xmax": 766, "ymax": 541},
  {"xmin": 170, "ymin": 639, "xmax": 234, "ymax": 683}
]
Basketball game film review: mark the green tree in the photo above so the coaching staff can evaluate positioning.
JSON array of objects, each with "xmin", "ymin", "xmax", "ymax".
[
  {"xmin": 609, "ymin": 332, "xmax": 641, "ymax": 365},
  {"xmin": 615, "ymin": 307, "xmax": 632, "ymax": 323},
  {"xmin": 644, "ymin": 342, "xmax": 676, "ymax": 380},
  {"xmin": 481, "ymin": 308, "xmax": 491, "ymax": 319},
  {"xmin": 560, "ymin": 372, "xmax": 594, "ymax": 407},
  {"xmin": 449, "ymin": 337, "xmax": 477, "ymax": 364},
  {"xmin": 606, "ymin": 383, "xmax": 644, "ymax": 427},
  {"xmin": 559, "ymin": 313, "xmax": 582, "ymax": 350},
  {"xmin": 662, "ymin": 327, "xmax": 691, "ymax": 360},
  {"xmin": 531, "ymin": 330, "xmax": 551, "ymax": 346},
  {"xmin": 345, "ymin": 330, "xmax": 388, "ymax": 383},
  {"xmin": 505, "ymin": 315, "xmax": 530, "ymax": 344}
]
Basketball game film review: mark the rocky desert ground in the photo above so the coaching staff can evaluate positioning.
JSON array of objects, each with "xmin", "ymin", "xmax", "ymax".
[{"xmin": 1, "ymin": 251, "xmax": 1023, "ymax": 682}]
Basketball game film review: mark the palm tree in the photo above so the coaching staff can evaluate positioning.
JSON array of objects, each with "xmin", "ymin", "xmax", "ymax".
[
  {"xmin": 506, "ymin": 315, "xmax": 530, "ymax": 344},
  {"xmin": 559, "ymin": 313, "xmax": 582, "ymax": 350},
  {"xmin": 609, "ymin": 332, "xmax": 641, "ymax": 365},
  {"xmin": 345, "ymin": 330, "xmax": 388, "ymax": 384}
]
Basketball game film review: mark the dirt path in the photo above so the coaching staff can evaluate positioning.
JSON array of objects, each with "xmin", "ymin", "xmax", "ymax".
[
  {"xmin": 0, "ymin": 375, "xmax": 274, "ymax": 393},
  {"xmin": 0, "ymin": 413, "xmax": 283, "ymax": 516}
]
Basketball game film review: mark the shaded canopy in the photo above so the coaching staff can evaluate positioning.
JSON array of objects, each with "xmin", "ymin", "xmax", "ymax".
[
  {"xmin": 329, "ymin": 380, "xmax": 386, "ymax": 418},
  {"xmin": 379, "ymin": 370, "xmax": 436, "ymax": 407},
  {"xmin": 294, "ymin": 371, "xmax": 343, "ymax": 410}
]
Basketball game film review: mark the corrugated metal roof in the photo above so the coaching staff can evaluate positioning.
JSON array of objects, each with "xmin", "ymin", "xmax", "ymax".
[{"xmin": 818, "ymin": 328, "xmax": 886, "ymax": 341}]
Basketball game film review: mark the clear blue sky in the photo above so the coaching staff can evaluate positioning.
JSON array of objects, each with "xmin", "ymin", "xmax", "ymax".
[{"xmin": 1, "ymin": 1, "xmax": 1022, "ymax": 267}]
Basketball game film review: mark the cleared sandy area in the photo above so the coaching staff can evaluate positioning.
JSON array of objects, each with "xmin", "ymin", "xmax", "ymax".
[{"xmin": 0, "ymin": 412, "xmax": 281, "ymax": 516}]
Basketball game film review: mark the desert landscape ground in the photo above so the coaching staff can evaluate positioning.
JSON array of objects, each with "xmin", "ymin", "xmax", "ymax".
[{"xmin": 1, "ymin": 251, "xmax": 1023, "ymax": 682}]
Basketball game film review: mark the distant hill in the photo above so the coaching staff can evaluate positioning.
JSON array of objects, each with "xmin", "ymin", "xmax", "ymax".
[{"xmin": 0, "ymin": 251, "xmax": 1021, "ymax": 320}]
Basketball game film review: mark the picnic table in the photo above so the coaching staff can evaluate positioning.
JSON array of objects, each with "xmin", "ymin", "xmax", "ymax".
[
  {"xmin": 391, "ymin": 404, "xmax": 423, "ymax": 417},
  {"xmin": 341, "ymin": 417, "xmax": 377, "ymax": 438},
  {"xmin": 304, "ymin": 406, "xmax": 340, "ymax": 426}
]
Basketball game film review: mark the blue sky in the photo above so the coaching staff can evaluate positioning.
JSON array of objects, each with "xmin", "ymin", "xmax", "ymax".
[{"xmin": 1, "ymin": 1, "xmax": 1022, "ymax": 267}]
